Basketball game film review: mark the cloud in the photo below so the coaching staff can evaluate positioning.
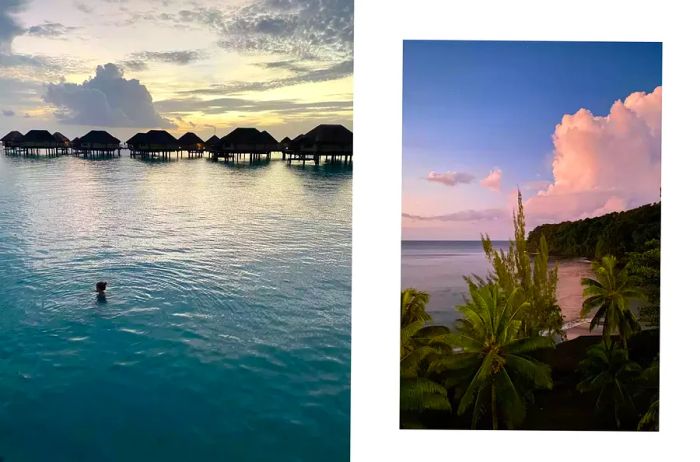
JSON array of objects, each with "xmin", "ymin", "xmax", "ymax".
[
  {"xmin": 44, "ymin": 63, "xmax": 174, "ymax": 128},
  {"xmin": 199, "ymin": 0, "xmax": 354, "ymax": 62},
  {"xmin": 402, "ymin": 208, "xmax": 506, "ymax": 222},
  {"xmin": 425, "ymin": 171, "xmax": 475, "ymax": 186},
  {"xmin": 480, "ymin": 168, "xmax": 502, "ymax": 191},
  {"xmin": 0, "ymin": 0, "xmax": 27, "ymax": 53},
  {"xmin": 525, "ymin": 86, "xmax": 661, "ymax": 223},
  {"xmin": 177, "ymin": 59, "xmax": 353, "ymax": 96},
  {"xmin": 154, "ymin": 96, "xmax": 352, "ymax": 115},
  {"xmin": 25, "ymin": 22, "xmax": 78, "ymax": 38},
  {"xmin": 132, "ymin": 50, "xmax": 204, "ymax": 65},
  {"xmin": 2, "ymin": 109, "xmax": 15, "ymax": 116},
  {"xmin": 74, "ymin": 2, "xmax": 93, "ymax": 14},
  {"xmin": 122, "ymin": 59, "xmax": 147, "ymax": 71}
]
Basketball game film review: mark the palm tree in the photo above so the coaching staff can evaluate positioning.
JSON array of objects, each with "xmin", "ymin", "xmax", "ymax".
[
  {"xmin": 400, "ymin": 289, "xmax": 452, "ymax": 424},
  {"xmin": 432, "ymin": 283, "xmax": 554, "ymax": 429},
  {"xmin": 581, "ymin": 255, "xmax": 644, "ymax": 349},
  {"xmin": 577, "ymin": 341, "xmax": 642, "ymax": 428}
]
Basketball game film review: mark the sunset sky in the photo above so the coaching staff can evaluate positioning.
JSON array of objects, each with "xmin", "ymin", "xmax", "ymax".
[
  {"xmin": 0, "ymin": 0, "xmax": 353, "ymax": 141},
  {"xmin": 402, "ymin": 41, "xmax": 662, "ymax": 240}
]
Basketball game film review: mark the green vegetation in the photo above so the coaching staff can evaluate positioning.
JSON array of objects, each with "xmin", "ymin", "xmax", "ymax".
[
  {"xmin": 526, "ymin": 202, "xmax": 660, "ymax": 259},
  {"xmin": 433, "ymin": 284, "xmax": 554, "ymax": 429},
  {"xmin": 474, "ymin": 191, "xmax": 563, "ymax": 337},
  {"xmin": 400, "ymin": 198, "xmax": 660, "ymax": 430},
  {"xmin": 581, "ymin": 255, "xmax": 643, "ymax": 349},
  {"xmin": 576, "ymin": 341, "xmax": 642, "ymax": 428},
  {"xmin": 627, "ymin": 239, "xmax": 660, "ymax": 326},
  {"xmin": 400, "ymin": 289, "xmax": 452, "ymax": 427}
]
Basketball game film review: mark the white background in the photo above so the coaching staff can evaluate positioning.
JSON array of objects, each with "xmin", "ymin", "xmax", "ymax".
[{"xmin": 352, "ymin": 0, "xmax": 699, "ymax": 460}]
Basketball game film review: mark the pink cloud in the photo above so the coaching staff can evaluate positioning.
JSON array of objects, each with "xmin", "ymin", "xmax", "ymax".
[
  {"xmin": 425, "ymin": 171, "xmax": 475, "ymax": 186},
  {"xmin": 480, "ymin": 168, "xmax": 502, "ymax": 191},
  {"xmin": 525, "ymin": 86, "xmax": 661, "ymax": 224}
]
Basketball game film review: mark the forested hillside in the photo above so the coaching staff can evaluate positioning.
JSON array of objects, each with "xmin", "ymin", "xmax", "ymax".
[{"xmin": 526, "ymin": 202, "xmax": 661, "ymax": 258}]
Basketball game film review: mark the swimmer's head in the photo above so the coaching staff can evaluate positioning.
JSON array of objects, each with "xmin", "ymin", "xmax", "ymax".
[{"xmin": 96, "ymin": 281, "xmax": 107, "ymax": 292}]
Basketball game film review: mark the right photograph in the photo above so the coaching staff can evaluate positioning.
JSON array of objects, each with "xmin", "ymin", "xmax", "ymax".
[{"xmin": 401, "ymin": 41, "xmax": 661, "ymax": 431}]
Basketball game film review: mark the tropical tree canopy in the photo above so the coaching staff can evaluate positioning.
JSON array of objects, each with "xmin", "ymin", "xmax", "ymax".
[
  {"xmin": 581, "ymin": 255, "xmax": 644, "ymax": 348},
  {"xmin": 431, "ymin": 283, "xmax": 554, "ymax": 429},
  {"xmin": 474, "ymin": 190, "xmax": 563, "ymax": 337},
  {"xmin": 577, "ymin": 341, "xmax": 642, "ymax": 428},
  {"xmin": 400, "ymin": 289, "xmax": 452, "ymax": 420}
]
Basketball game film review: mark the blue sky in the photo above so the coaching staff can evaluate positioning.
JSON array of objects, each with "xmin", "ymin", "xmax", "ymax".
[{"xmin": 402, "ymin": 41, "xmax": 662, "ymax": 240}]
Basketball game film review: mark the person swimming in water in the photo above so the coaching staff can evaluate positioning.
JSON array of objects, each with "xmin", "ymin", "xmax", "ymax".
[{"xmin": 96, "ymin": 281, "xmax": 107, "ymax": 303}]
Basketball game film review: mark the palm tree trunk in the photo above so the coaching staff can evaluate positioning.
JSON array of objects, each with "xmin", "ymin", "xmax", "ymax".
[{"xmin": 491, "ymin": 382, "xmax": 498, "ymax": 430}]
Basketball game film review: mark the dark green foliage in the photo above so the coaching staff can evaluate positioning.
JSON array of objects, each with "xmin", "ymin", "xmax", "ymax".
[
  {"xmin": 581, "ymin": 255, "xmax": 644, "ymax": 349},
  {"xmin": 473, "ymin": 191, "xmax": 563, "ymax": 337},
  {"xmin": 527, "ymin": 202, "xmax": 660, "ymax": 259},
  {"xmin": 431, "ymin": 283, "xmax": 554, "ymax": 429},
  {"xmin": 627, "ymin": 240, "xmax": 660, "ymax": 327},
  {"xmin": 577, "ymin": 341, "xmax": 642, "ymax": 428},
  {"xmin": 400, "ymin": 289, "xmax": 452, "ymax": 424}
]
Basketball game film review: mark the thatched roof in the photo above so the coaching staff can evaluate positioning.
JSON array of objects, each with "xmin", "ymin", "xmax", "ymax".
[
  {"xmin": 1, "ymin": 131, "xmax": 23, "ymax": 143},
  {"xmin": 126, "ymin": 133, "xmax": 146, "ymax": 145},
  {"xmin": 280, "ymin": 136, "xmax": 292, "ymax": 144},
  {"xmin": 219, "ymin": 127, "xmax": 278, "ymax": 152},
  {"xmin": 79, "ymin": 130, "xmax": 121, "ymax": 147},
  {"xmin": 22, "ymin": 130, "xmax": 58, "ymax": 146},
  {"xmin": 143, "ymin": 130, "xmax": 178, "ymax": 147},
  {"xmin": 293, "ymin": 124, "xmax": 353, "ymax": 154},
  {"xmin": 260, "ymin": 130, "xmax": 278, "ymax": 145},
  {"xmin": 53, "ymin": 132, "xmax": 70, "ymax": 144},
  {"xmin": 303, "ymin": 124, "xmax": 353, "ymax": 145},
  {"xmin": 205, "ymin": 135, "xmax": 220, "ymax": 147},
  {"xmin": 71, "ymin": 137, "xmax": 81, "ymax": 147},
  {"xmin": 178, "ymin": 132, "xmax": 204, "ymax": 147}
]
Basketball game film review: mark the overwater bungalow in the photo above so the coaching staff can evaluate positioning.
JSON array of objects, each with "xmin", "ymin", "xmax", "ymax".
[
  {"xmin": 53, "ymin": 132, "xmax": 71, "ymax": 155},
  {"xmin": 70, "ymin": 137, "xmax": 81, "ymax": 151},
  {"xmin": 127, "ymin": 130, "xmax": 180, "ymax": 159},
  {"xmin": 210, "ymin": 127, "xmax": 277, "ymax": 163},
  {"xmin": 1, "ymin": 131, "xmax": 24, "ymax": 155},
  {"xmin": 17, "ymin": 130, "xmax": 65, "ymax": 156},
  {"xmin": 177, "ymin": 132, "xmax": 205, "ymax": 157},
  {"xmin": 204, "ymin": 135, "xmax": 220, "ymax": 153},
  {"xmin": 286, "ymin": 124, "xmax": 353, "ymax": 165},
  {"xmin": 75, "ymin": 130, "xmax": 121, "ymax": 158}
]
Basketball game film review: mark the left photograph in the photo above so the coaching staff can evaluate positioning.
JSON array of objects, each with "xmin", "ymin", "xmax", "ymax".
[{"xmin": 0, "ymin": 1, "xmax": 353, "ymax": 461}]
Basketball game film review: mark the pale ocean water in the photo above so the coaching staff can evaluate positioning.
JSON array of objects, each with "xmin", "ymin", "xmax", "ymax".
[
  {"xmin": 401, "ymin": 240, "xmax": 592, "ymax": 328},
  {"xmin": 0, "ymin": 154, "xmax": 351, "ymax": 462}
]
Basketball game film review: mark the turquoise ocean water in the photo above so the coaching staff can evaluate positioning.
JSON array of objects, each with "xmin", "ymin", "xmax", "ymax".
[{"xmin": 0, "ymin": 154, "xmax": 351, "ymax": 461}]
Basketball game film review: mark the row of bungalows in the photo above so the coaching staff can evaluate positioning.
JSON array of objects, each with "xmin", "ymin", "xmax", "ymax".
[
  {"xmin": 283, "ymin": 124, "xmax": 353, "ymax": 165},
  {"xmin": 1, "ymin": 129, "xmax": 121, "ymax": 157},
  {"xmin": 1, "ymin": 130, "xmax": 72, "ymax": 156}
]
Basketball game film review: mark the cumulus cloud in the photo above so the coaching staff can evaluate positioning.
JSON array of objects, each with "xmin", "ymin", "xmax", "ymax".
[
  {"xmin": 45, "ymin": 63, "xmax": 174, "ymax": 128},
  {"xmin": 525, "ymin": 86, "xmax": 662, "ymax": 223},
  {"xmin": 402, "ymin": 208, "xmax": 506, "ymax": 222},
  {"xmin": 480, "ymin": 168, "xmax": 502, "ymax": 191},
  {"xmin": 425, "ymin": 171, "xmax": 475, "ymax": 186}
]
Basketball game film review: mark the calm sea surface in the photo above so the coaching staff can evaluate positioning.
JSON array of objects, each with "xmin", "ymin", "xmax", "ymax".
[
  {"xmin": 0, "ymin": 154, "xmax": 351, "ymax": 461},
  {"xmin": 401, "ymin": 240, "xmax": 592, "ymax": 328}
]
